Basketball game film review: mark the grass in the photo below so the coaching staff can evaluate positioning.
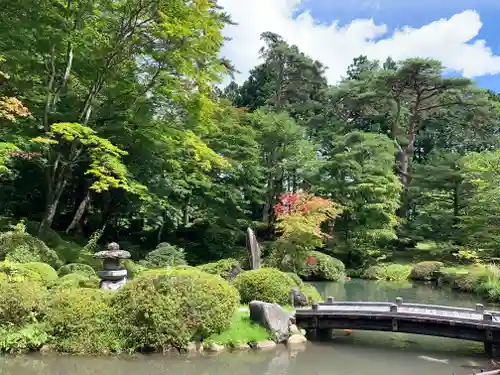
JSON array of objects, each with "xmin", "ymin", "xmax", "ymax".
[{"xmin": 205, "ymin": 308, "xmax": 271, "ymax": 346}]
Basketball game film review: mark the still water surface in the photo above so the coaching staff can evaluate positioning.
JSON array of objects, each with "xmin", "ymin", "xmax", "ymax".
[{"xmin": 1, "ymin": 279, "xmax": 496, "ymax": 375}]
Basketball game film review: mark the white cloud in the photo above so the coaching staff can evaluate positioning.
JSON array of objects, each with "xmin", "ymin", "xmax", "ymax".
[{"xmin": 217, "ymin": 0, "xmax": 500, "ymax": 85}]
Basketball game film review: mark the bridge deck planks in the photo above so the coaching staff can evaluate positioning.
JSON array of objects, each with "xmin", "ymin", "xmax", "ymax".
[
  {"xmin": 295, "ymin": 299, "xmax": 500, "ymax": 358},
  {"xmin": 300, "ymin": 302, "xmax": 500, "ymax": 323}
]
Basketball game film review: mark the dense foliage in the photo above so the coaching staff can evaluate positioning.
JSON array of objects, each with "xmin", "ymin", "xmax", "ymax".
[
  {"xmin": 234, "ymin": 267, "xmax": 321, "ymax": 305},
  {"xmin": 112, "ymin": 267, "xmax": 240, "ymax": 350},
  {"xmin": 0, "ymin": 0, "xmax": 496, "ymax": 269}
]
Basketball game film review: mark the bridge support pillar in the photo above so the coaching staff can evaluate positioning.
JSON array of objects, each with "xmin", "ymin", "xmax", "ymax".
[
  {"xmin": 309, "ymin": 328, "xmax": 333, "ymax": 341},
  {"xmin": 484, "ymin": 342, "xmax": 500, "ymax": 358},
  {"xmin": 317, "ymin": 328, "xmax": 333, "ymax": 341}
]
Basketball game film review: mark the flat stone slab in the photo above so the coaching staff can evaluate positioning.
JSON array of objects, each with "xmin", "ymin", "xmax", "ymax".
[{"xmin": 93, "ymin": 250, "xmax": 131, "ymax": 260}]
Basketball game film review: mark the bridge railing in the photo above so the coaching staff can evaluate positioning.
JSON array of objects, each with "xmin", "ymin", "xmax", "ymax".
[{"xmin": 299, "ymin": 297, "xmax": 500, "ymax": 321}]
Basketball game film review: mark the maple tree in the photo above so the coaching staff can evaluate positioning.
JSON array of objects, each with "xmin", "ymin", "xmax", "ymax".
[{"xmin": 271, "ymin": 191, "xmax": 342, "ymax": 271}]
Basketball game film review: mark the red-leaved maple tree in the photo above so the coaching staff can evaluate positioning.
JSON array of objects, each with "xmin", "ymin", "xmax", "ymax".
[{"xmin": 271, "ymin": 191, "xmax": 342, "ymax": 271}]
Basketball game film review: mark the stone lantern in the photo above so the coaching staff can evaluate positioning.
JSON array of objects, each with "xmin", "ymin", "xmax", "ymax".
[{"xmin": 93, "ymin": 242, "xmax": 131, "ymax": 291}]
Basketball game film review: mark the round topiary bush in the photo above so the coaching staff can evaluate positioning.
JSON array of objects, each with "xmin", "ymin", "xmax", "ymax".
[
  {"xmin": 57, "ymin": 263, "xmax": 96, "ymax": 278},
  {"xmin": 410, "ymin": 261, "xmax": 444, "ymax": 281},
  {"xmin": 0, "ymin": 279, "xmax": 47, "ymax": 327},
  {"xmin": 233, "ymin": 267, "xmax": 297, "ymax": 305},
  {"xmin": 298, "ymin": 251, "xmax": 345, "ymax": 281},
  {"xmin": 300, "ymin": 283, "xmax": 322, "ymax": 303},
  {"xmin": 44, "ymin": 288, "xmax": 122, "ymax": 353},
  {"xmin": 140, "ymin": 242, "xmax": 187, "ymax": 268},
  {"xmin": 53, "ymin": 273, "xmax": 100, "ymax": 289},
  {"xmin": 197, "ymin": 258, "xmax": 242, "ymax": 281},
  {"xmin": 111, "ymin": 267, "xmax": 240, "ymax": 350},
  {"xmin": 362, "ymin": 265, "xmax": 385, "ymax": 280},
  {"xmin": 0, "ymin": 231, "xmax": 61, "ymax": 268},
  {"xmin": 22, "ymin": 262, "xmax": 58, "ymax": 285},
  {"xmin": 285, "ymin": 272, "xmax": 303, "ymax": 286}
]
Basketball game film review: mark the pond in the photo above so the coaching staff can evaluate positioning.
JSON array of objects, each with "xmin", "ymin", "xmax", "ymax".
[{"xmin": 0, "ymin": 279, "xmax": 495, "ymax": 375}]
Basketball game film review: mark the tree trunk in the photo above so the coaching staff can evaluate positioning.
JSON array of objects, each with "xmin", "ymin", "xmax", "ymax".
[
  {"xmin": 397, "ymin": 149, "xmax": 411, "ymax": 218},
  {"xmin": 65, "ymin": 189, "xmax": 91, "ymax": 234},
  {"xmin": 38, "ymin": 177, "xmax": 67, "ymax": 236},
  {"xmin": 182, "ymin": 196, "xmax": 190, "ymax": 226}
]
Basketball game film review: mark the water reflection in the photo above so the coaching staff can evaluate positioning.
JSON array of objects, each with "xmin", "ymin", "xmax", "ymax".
[
  {"xmin": 0, "ymin": 343, "xmax": 490, "ymax": 375},
  {"xmin": 311, "ymin": 278, "xmax": 498, "ymax": 309}
]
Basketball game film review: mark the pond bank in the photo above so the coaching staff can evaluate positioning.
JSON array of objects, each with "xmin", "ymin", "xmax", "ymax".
[
  {"xmin": 2, "ymin": 279, "xmax": 499, "ymax": 375},
  {"xmin": 347, "ymin": 262, "xmax": 500, "ymax": 303}
]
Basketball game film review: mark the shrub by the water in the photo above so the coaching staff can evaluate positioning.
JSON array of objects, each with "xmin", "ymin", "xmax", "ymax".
[
  {"xmin": 0, "ymin": 324, "xmax": 49, "ymax": 353},
  {"xmin": 298, "ymin": 251, "xmax": 345, "ymax": 281},
  {"xmin": 410, "ymin": 261, "xmax": 444, "ymax": 280},
  {"xmin": 300, "ymin": 283, "xmax": 322, "ymax": 302},
  {"xmin": 346, "ymin": 268, "xmax": 363, "ymax": 278},
  {"xmin": 285, "ymin": 272, "xmax": 303, "ymax": 286},
  {"xmin": 197, "ymin": 258, "xmax": 242, "ymax": 281},
  {"xmin": 362, "ymin": 265, "xmax": 385, "ymax": 280},
  {"xmin": 0, "ymin": 280, "xmax": 47, "ymax": 327},
  {"xmin": 44, "ymin": 288, "xmax": 122, "ymax": 353},
  {"xmin": 0, "ymin": 231, "xmax": 60, "ymax": 268},
  {"xmin": 58, "ymin": 263, "xmax": 96, "ymax": 277},
  {"xmin": 234, "ymin": 268, "xmax": 297, "ymax": 305},
  {"xmin": 112, "ymin": 267, "xmax": 240, "ymax": 350},
  {"xmin": 54, "ymin": 273, "xmax": 100, "ymax": 289}
]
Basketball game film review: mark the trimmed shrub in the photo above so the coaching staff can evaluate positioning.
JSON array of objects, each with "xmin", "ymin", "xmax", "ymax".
[
  {"xmin": 300, "ymin": 283, "xmax": 322, "ymax": 303},
  {"xmin": 197, "ymin": 258, "xmax": 242, "ymax": 281},
  {"xmin": 384, "ymin": 264, "xmax": 412, "ymax": 281},
  {"xmin": 0, "ymin": 260, "xmax": 36, "ymax": 283},
  {"xmin": 298, "ymin": 251, "xmax": 345, "ymax": 281},
  {"xmin": 22, "ymin": 262, "xmax": 58, "ymax": 285},
  {"xmin": 44, "ymin": 288, "xmax": 122, "ymax": 353},
  {"xmin": 123, "ymin": 259, "xmax": 146, "ymax": 279},
  {"xmin": 362, "ymin": 265, "xmax": 385, "ymax": 280},
  {"xmin": 0, "ymin": 232, "xmax": 61, "ymax": 268},
  {"xmin": 53, "ymin": 273, "xmax": 100, "ymax": 289},
  {"xmin": 57, "ymin": 263, "xmax": 96, "ymax": 278},
  {"xmin": 285, "ymin": 272, "xmax": 303, "ymax": 286},
  {"xmin": 234, "ymin": 268, "xmax": 297, "ymax": 305},
  {"xmin": 346, "ymin": 268, "xmax": 363, "ymax": 278},
  {"xmin": 410, "ymin": 261, "xmax": 444, "ymax": 281},
  {"xmin": 140, "ymin": 242, "xmax": 186, "ymax": 268},
  {"xmin": 0, "ymin": 280, "xmax": 47, "ymax": 327},
  {"xmin": 112, "ymin": 267, "xmax": 240, "ymax": 350}
]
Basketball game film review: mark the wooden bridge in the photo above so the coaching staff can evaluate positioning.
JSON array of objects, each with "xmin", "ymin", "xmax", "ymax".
[{"xmin": 294, "ymin": 297, "xmax": 500, "ymax": 357}]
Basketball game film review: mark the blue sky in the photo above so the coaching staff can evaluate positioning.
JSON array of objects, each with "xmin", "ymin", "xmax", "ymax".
[{"xmin": 294, "ymin": 0, "xmax": 500, "ymax": 91}]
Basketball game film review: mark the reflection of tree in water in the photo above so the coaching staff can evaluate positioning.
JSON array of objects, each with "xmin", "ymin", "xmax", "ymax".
[
  {"xmin": 0, "ymin": 351, "xmax": 289, "ymax": 375},
  {"xmin": 312, "ymin": 279, "xmax": 492, "ymax": 308},
  {"xmin": 310, "ymin": 281, "xmax": 346, "ymax": 300}
]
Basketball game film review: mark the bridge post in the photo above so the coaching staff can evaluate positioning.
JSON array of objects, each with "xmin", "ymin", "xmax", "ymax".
[
  {"xmin": 390, "ymin": 304, "xmax": 398, "ymax": 313},
  {"xmin": 326, "ymin": 296, "xmax": 335, "ymax": 304},
  {"xmin": 482, "ymin": 312, "xmax": 500, "ymax": 358},
  {"xmin": 476, "ymin": 304, "xmax": 485, "ymax": 314},
  {"xmin": 396, "ymin": 297, "xmax": 403, "ymax": 307}
]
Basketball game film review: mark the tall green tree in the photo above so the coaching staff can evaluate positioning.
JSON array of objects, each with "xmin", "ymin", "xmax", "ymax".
[{"xmin": 316, "ymin": 131, "xmax": 401, "ymax": 266}]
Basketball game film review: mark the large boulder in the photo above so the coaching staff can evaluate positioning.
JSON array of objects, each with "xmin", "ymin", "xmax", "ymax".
[{"xmin": 249, "ymin": 300, "xmax": 292, "ymax": 343}]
